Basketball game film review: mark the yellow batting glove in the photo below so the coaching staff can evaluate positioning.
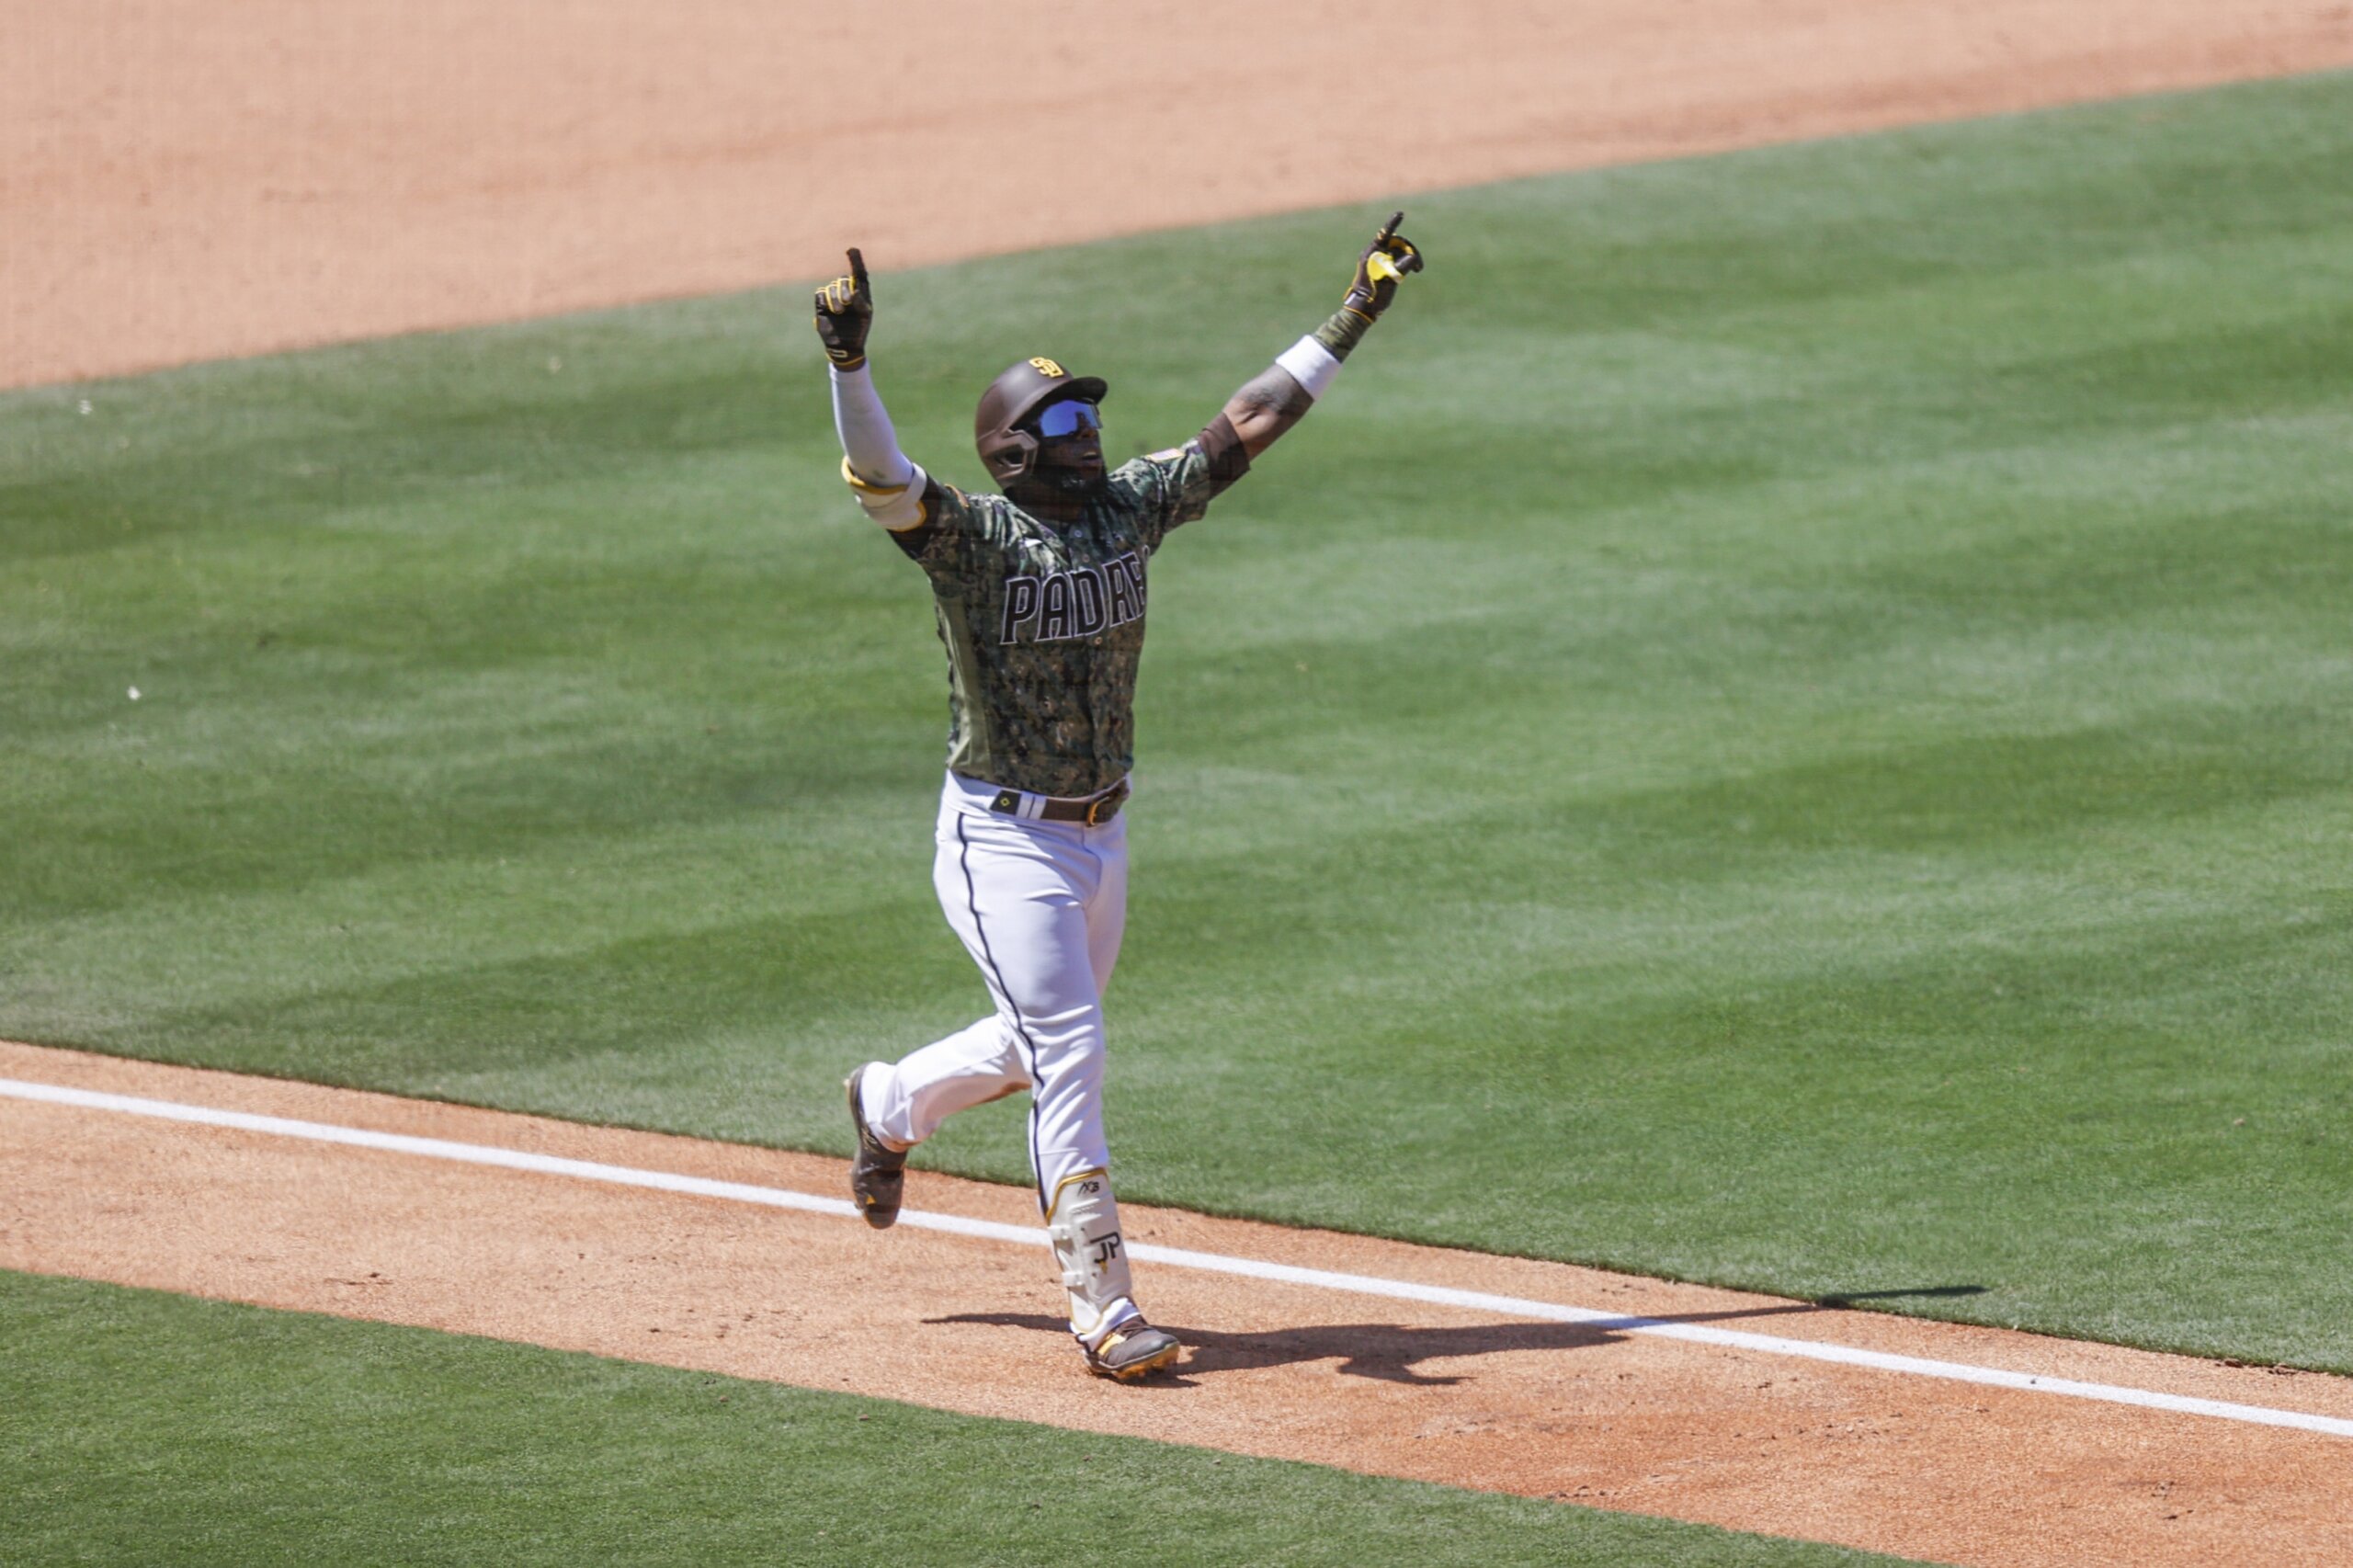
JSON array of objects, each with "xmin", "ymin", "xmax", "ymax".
[{"xmin": 1343, "ymin": 212, "xmax": 1425, "ymax": 321}]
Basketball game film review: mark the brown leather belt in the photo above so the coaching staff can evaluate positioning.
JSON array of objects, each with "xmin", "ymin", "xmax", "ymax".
[{"xmin": 988, "ymin": 779, "xmax": 1130, "ymax": 826}]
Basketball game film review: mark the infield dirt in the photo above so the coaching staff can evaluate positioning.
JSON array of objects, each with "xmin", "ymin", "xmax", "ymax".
[
  {"xmin": 7, "ymin": 0, "xmax": 2353, "ymax": 387},
  {"xmin": 7, "ymin": 1041, "xmax": 2353, "ymax": 1568}
]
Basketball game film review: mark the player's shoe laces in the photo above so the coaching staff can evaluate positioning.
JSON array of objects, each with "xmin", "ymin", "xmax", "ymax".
[
  {"xmin": 845, "ymin": 1066, "xmax": 907, "ymax": 1229},
  {"xmin": 1084, "ymin": 1319, "xmax": 1183, "ymax": 1381}
]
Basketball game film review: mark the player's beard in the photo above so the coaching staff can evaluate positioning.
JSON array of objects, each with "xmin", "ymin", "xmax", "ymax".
[{"xmin": 1008, "ymin": 454, "xmax": 1108, "ymax": 520}]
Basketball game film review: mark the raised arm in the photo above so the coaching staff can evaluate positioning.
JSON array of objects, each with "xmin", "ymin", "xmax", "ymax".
[
  {"xmin": 1222, "ymin": 212, "xmax": 1424, "ymax": 460},
  {"xmin": 814, "ymin": 249, "xmax": 929, "ymax": 531}
]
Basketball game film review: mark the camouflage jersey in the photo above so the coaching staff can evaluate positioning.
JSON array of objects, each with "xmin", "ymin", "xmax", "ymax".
[{"xmin": 885, "ymin": 415, "xmax": 1250, "ymax": 799}]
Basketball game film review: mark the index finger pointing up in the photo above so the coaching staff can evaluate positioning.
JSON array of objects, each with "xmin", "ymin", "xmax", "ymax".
[{"xmin": 847, "ymin": 248, "xmax": 869, "ymax": 295}]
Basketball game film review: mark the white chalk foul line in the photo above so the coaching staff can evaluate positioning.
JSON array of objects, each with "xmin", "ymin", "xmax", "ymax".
[{"xmin": 6, "ymin": 1073, "xmax": 2350, "ymax": 1440}]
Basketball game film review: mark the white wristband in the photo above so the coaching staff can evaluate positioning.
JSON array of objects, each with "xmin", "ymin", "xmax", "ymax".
[{"xmin": 1273, "ymin": 336, "xmax": 1343, "ymax": 402}]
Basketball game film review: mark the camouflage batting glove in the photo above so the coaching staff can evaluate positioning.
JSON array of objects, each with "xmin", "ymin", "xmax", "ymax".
[
  {"xmin": 813, "ymin": 248, "xmax": 874, "ymax": 370},
  {"xmin": 1341, "ymin": 211, "xmax": 1424, "ymax": 323}
]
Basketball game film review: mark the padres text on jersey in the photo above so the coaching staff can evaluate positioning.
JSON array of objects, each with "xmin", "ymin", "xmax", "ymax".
[{"xmin": 998, "ymin": 552, "xmax": 1146, "ymax": 645}]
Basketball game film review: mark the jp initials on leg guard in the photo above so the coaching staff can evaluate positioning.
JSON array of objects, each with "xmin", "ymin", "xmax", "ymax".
[{"xmin": 1043, "ymin": 1167, "xmax": 1139, "ymax": 1345}]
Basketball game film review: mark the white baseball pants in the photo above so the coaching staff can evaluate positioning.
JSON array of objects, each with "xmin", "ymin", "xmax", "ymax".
[{"xmin": 857, "ymin": 771, "xmax": 1131, "ymax": 1251}]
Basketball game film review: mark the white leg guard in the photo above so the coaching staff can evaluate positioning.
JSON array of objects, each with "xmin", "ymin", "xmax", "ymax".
[{"xmin": 1044, "ymin": 1167, "xmax": 1140, "ymax": 1346}]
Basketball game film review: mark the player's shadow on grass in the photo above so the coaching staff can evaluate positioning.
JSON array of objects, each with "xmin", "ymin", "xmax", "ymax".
[{"xmin": 933, "ymin": 1287, "xmax": 1984, "ymax": 1387}]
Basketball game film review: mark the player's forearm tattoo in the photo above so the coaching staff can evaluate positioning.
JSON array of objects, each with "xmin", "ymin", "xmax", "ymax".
[
  {"xmin": 1223, "ymin": 364, "xmax": 1315, "ymax": 456},
  {"xmin": 1232, "ymin": 365, "xmax": 1314, "ymax": 424}
]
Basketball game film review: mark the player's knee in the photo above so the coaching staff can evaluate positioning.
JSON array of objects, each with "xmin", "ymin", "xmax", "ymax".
[{"xmin": 1026, "ymin": 1015, "xmax": 1106, "ymax": 1081}]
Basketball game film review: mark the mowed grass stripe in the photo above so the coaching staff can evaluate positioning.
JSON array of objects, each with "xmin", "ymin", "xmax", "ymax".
[
  {"xmin": 3, "ymin": 72, "xmax": 2349, "ymax": 1370},
  {"xmin": 0, "ymin": 1270, "xmax": 1918, "ymax": 1568}
]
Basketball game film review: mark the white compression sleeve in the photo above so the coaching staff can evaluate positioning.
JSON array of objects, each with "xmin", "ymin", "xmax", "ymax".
[{"xmin": 830, "ymin": 363, "xmax": 915, "ymax": 488}]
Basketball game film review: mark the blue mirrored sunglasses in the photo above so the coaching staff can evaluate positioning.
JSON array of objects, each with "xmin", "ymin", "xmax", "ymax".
[{"xmin": 1032, "ymin": 399, "xmax": 1102, "ymax": 438}]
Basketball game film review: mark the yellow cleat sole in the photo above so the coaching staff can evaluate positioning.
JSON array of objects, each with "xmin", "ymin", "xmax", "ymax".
[{"xmin": 1093, "ymin": 1342, "xmax": 1182, "ymax": 1381}]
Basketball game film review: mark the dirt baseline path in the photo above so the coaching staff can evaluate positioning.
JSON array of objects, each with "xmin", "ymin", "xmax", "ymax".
[
  {"xmin": 5, "ymin": 1043, "xmax": 2351, "ymax": 1568},
  {"xmin": 9, "ymin": 0, "xmax": 2353, "ymax": 388}
]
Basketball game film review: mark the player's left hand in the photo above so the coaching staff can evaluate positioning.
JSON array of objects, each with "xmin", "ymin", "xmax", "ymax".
[
  {"xmin": 1343, "ymin": 211, "xmax": 1424, "ymax": 321},
  {"xmin": 813, "ymin": 248, "xmax": 874, "ymax": 369}
]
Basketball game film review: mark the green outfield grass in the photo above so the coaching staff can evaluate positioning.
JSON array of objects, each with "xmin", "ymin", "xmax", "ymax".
[
  {"xmin": 0, "ymin": 1270, "xmax": 1915, "ymax": 1567},
  {"xmin": 5, "ymin": 70, "xmax": 2351, "ymax": 1374}
]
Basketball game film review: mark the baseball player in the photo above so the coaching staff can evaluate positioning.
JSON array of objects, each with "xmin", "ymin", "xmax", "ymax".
[{"xmin": 817, "ymin": 216, "xmax": 1423, "ymax": 1380}]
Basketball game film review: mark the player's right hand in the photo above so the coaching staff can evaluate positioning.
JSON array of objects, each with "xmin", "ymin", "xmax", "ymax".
[
  {"xmin": 813, "ymin": 248, "xmax": 873, "ymax": 369},
  {"xmin": 1342, "ymin": 212, "xmax": 1424, "ymax": 322}
]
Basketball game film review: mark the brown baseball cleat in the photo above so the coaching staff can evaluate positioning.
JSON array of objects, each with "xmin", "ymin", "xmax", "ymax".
[
  {"xmin": 1085, "ymin": 1320, "xmax": 1182, "ymax": 1381},
  {"xmin": 845, "ymin": 1066, "xmax": 907, "ymax": 1229}
]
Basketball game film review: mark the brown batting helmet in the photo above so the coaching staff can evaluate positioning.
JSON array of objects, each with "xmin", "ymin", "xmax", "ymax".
[{"xmin": 975, "ymin": 356, "xmax": 1108, "ymax": 483}]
